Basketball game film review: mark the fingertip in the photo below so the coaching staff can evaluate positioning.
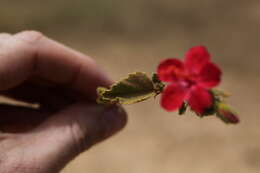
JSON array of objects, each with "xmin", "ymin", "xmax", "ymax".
[
  {"xmin": 74, "ymin": 104, "xmax": 127, "ymax": 149},
  {"xmin": 98, "ymin": 105, "xmax": 128, "ymax": 140}
]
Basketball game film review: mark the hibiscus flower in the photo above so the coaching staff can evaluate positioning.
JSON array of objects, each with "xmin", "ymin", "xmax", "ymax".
[{"xmin": 157, "ymin": 46, "xmax": 222, "ymax": 115}]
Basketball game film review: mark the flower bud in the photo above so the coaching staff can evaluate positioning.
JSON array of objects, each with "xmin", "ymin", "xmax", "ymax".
[{"xmin": 216, "ymin": 103, "xmax": 239, "ymax": 124}]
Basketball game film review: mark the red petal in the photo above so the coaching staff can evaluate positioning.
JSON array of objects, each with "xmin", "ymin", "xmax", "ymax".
[
  {"xmin": 187, "ymin": 86, "xmax": 213, "ymax": 115},
  {"xmin": 197, "ymin": 62, "xmax": 222, "ymax": 88},
  {"xmin": 185, "ymin": 46, "xmax": 210, "ymax": 74},
  {"xmin": 160, "ymin": 84, "xmax": 188, "ymax": 111},
  {"xmin": 157, "ymin": 58, "xmax": 185, "ymax": 82}
]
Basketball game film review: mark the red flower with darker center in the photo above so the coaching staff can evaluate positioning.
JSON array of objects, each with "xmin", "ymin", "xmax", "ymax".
[{"xmin": 157, "ymin": 46, "xmax": 222, "ymax": 115}]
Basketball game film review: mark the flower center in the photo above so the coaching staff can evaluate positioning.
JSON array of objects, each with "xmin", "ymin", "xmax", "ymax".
[{"xmin": 179, "ymin": 78, "xmax": 196, "ymax": 88}]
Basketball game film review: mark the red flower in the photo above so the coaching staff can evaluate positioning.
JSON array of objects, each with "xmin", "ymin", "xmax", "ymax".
[{"xmin": 157, "ymin": 46, "xmax": 222, "ymax": 115}]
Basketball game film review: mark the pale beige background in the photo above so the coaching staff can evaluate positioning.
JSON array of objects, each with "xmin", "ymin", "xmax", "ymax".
[{"xmin": 1, "ymin": 0, "xmax": 260, "ymax": 172}]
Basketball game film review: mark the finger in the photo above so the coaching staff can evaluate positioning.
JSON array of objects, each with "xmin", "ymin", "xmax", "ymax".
[
  {"xmin": 0, "ymin": 104, "xmax": 50, "ymax": 133},
  {"xmin": 37, "ymin": 103, "xmax": 127, "ymax": 150},
  {"xmin": 0, "ymin": 33, "xmax": 12, "ymax": 41},
  {"xmin": 0, "ymin": 31, "xmax": 112, "ymax": 99},
  {"xmin": 17, "ymin": 103, "xmax": 127, "ymax": 173},
  {"xmin": 0, "ymin": 33, "xmax": 12, "ymax": 49},
  {"xmin": 0, "ymin": 81, "xmax": 78, "ymax": 111}
]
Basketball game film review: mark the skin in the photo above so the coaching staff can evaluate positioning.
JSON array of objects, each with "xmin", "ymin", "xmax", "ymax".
[{"xmin": 0, "ymin": 31, "xmax": 127, "ymax": 173}]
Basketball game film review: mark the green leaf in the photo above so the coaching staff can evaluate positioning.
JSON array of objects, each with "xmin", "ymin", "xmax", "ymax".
[
  {"xmin": 178, "ymin": 102, "xmax": 188, "ymax": 115},
  {"xmin": 152, "ymin": 73, "xmax": 161, "ymax": 84},
  {"xmin": 152, "ymin": 73, "xmax": 165, "ymax": 94},
  {"xmin": 211, "ymin": 89, "xmax": 230, "ymax": 101},
  {"xmin": 97, "ymin": 72, "xmax": 159, "ymax": 105}
]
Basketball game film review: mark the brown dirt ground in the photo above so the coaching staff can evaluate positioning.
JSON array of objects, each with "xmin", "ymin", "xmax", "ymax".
[{"xmin": 1, "ymin": 0, "xmax": 260, "ymax": 172}]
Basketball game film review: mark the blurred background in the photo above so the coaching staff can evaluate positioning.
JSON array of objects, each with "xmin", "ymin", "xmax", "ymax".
[{"xmin": 1, "ymin": 0, "xmax": 260, "ymax": 172}]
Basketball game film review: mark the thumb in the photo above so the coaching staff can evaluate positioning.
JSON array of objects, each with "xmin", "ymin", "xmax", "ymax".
[{"xmin": 18, "ymin": 103, "xmax": 127, "ymax": 173}]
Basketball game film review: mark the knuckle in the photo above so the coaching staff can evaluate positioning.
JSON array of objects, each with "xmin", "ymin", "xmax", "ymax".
[
  {"xmin": 14, "ymin": 30, "xmax": 44, "ymax": 44},
  {"xmin": 0, "ymin": 33, "xmax": 12, "ymax": 45},
  {"xmin": 0, "ymin": 33, "xmax": 12, "ymax": 38}
]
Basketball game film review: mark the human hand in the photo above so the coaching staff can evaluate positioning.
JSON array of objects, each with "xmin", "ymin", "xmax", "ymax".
[{"xmin": 0, "ymin": 31, "xmax": 127, "ymax": 173}]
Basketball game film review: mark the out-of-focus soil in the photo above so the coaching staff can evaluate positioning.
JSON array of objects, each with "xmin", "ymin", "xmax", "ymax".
[{"xmin": 1, "ymin": 0, "xmax": 260, "ymax": 172}]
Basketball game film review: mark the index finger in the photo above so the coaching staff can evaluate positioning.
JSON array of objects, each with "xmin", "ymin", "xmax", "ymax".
[{"xmin": 0, "ymin": 31, "xmax": 112, "ymax": 99}]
